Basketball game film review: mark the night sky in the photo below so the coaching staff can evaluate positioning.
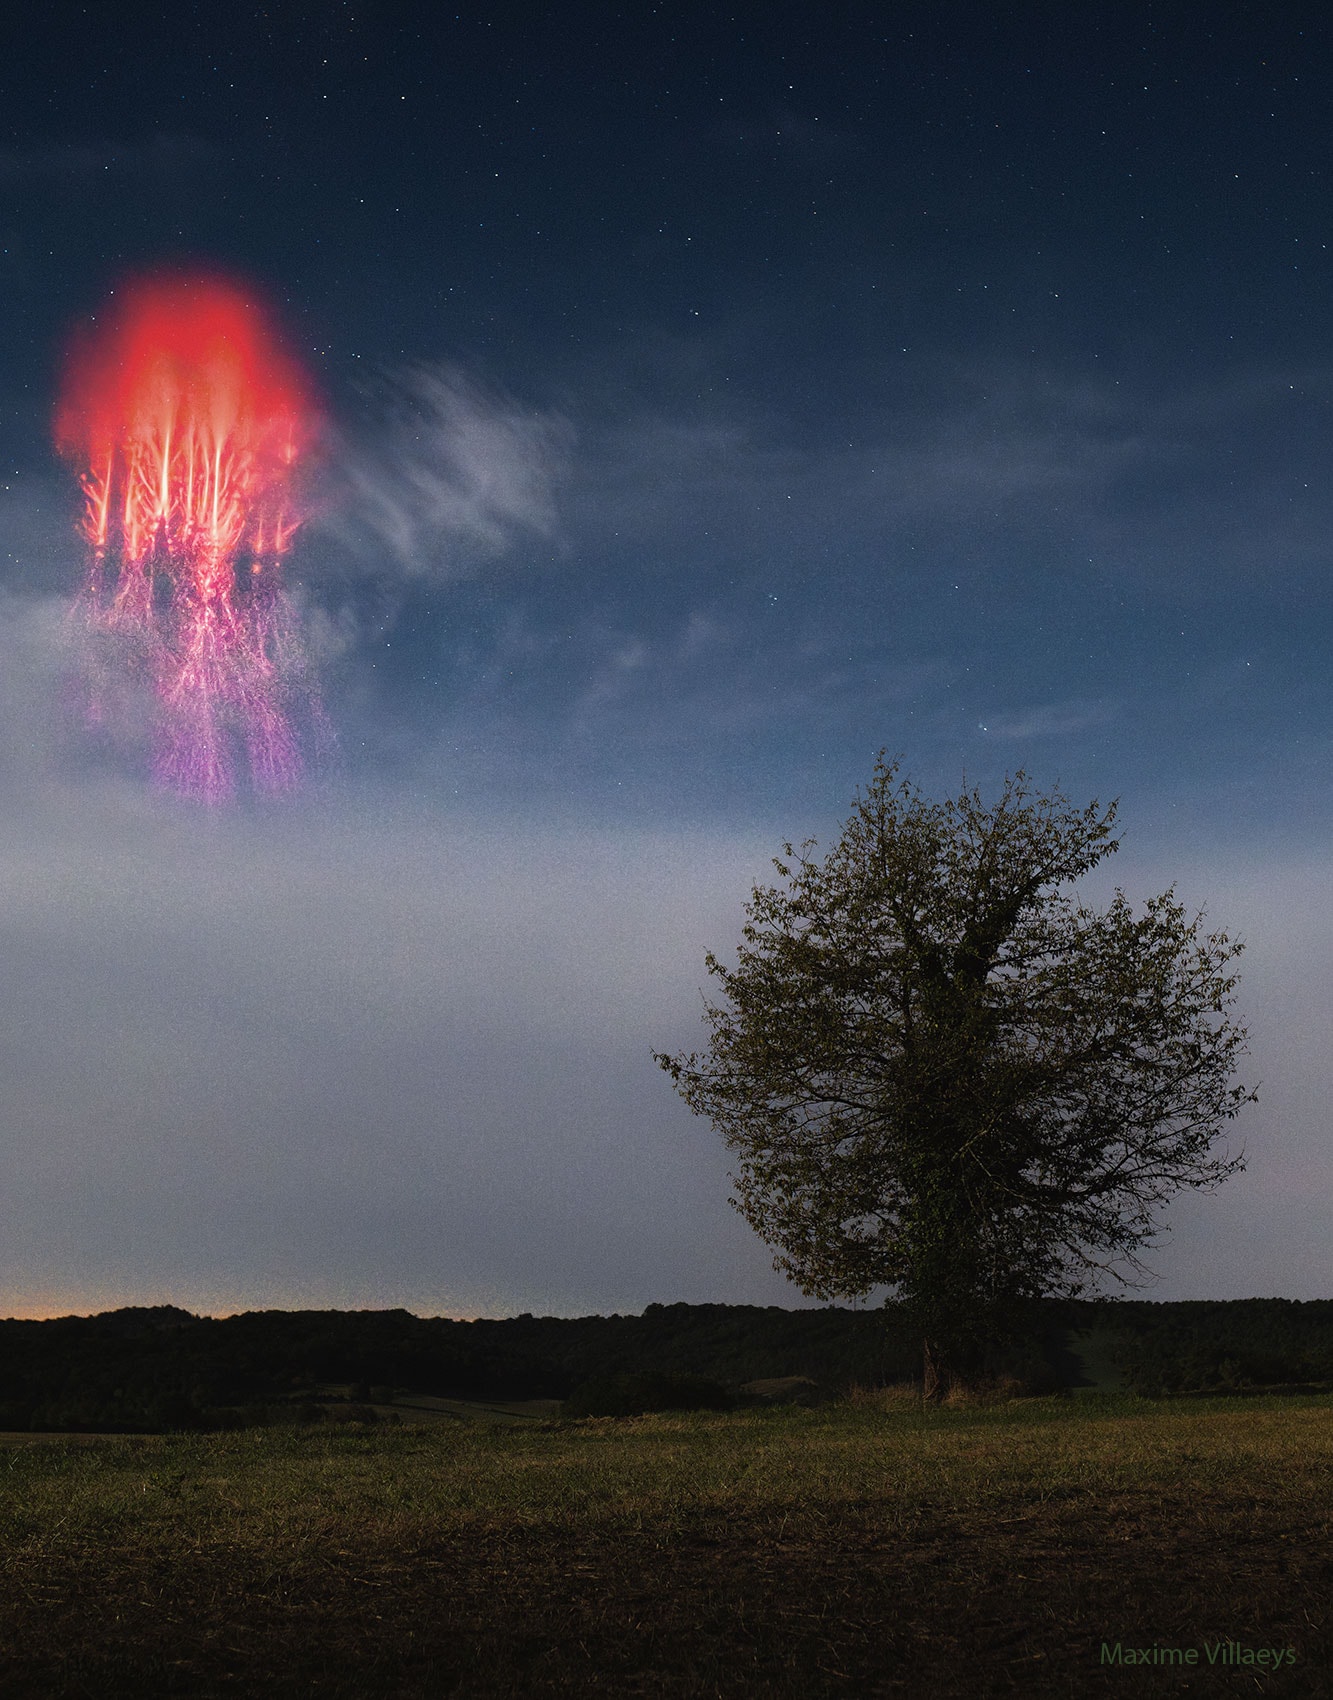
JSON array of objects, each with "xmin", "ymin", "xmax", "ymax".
[{"xmin": 1, "ymin": 2, "xmax": 1329, "ymax": 1319}]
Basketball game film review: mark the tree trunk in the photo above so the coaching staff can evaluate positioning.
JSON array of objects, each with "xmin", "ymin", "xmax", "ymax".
[
  {"xmin": 922, "ymin": 1334, "xmax": 949, "ymax": 1404},
  {"xmin": 923, "ymin": 1331, "xmax": 986, "ymax": 1402}
]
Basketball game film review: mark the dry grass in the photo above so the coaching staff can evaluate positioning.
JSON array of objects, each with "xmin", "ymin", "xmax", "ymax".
[{"xmin": 1, "ymin": 1392, "xmax": 1329, "ymax": 1696}]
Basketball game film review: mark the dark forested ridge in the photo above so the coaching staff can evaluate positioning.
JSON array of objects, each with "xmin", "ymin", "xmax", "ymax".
[
  {"xmin": 1092, "ymin": 1297, "xmax": 1333, "ymax": 1396},
  {"xmin": 0, "ymin": 1298, "xmax": 1329, "ymax": 1432},
  {"xmin": 0, "ymin": 1303, "xmax": 916, "ymax": 1432}
]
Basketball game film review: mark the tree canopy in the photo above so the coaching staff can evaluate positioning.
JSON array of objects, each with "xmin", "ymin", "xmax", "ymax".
[{"xmin": 657, "ymin": 759, "xmax": 1254, "ymax": 1396}]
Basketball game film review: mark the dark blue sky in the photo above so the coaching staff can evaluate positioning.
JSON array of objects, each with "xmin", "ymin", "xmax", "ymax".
[{"xmin": 0, "ymin": 2, "xmax": 1328, "ymax": 1317}]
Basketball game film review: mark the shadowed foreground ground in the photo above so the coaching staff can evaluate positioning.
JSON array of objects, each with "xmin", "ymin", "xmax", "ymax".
[{"xmin": 2, "ymin": 1395, "xmax": 1329, "ymax": 1697}]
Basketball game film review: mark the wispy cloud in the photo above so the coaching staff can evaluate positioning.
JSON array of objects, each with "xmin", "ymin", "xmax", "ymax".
[
  {"xmin": 563, "ymin": 364, "xmax": 1155, "ymax": 559},
  {"xmin": 321, "ymin": 366, "xmax": 573, "ymax": 581},
  {"xmin": 979, "ymin": 698, "xmax": 1119, "ymax": 740}
]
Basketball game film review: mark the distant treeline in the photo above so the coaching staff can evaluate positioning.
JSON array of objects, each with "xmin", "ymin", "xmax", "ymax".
[
  {"xmin": 0, "ymin": 1303, "xmax": 914, "ymax": 1432},
  {"xmin": 1091, "ymin": 1298, "xmax": 1333, "ymax": 1396},
  {"xmin": 0, "ymin": 1297, "xmax": 1329, "ymax": 1431}
]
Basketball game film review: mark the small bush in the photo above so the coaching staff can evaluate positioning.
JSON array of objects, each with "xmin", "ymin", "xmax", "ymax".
[{"xmin": 562, "ymin": 1371, "xmax": 733, "ymax": 1419}]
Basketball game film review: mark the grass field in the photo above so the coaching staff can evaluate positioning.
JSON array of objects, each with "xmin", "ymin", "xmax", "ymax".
[{"xmin": 2, "ymin": 1391, "xmax": 1329, "ymax": 1697}]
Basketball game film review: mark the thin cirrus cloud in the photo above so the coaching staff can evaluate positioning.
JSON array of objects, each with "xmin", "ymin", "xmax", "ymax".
[
  {"xmin": 562, "ymin": 369, "xmax": 1152, "ymax": 560},
  {"xmin": 320, "ymin": 365, "xmax": 574, "ymax": 582},
  {"xmin": 980, "ymin": 700, "xmax": 1118, "ymax": 740},
  {"xmin": 565, "ymin": 352, "xmax": 1333, "ymax": 568}
]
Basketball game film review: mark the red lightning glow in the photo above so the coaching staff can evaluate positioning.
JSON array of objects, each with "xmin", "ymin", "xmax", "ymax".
[{"xmin": 55, "ymin": 271, "xmax": 323, "ymax": 801}]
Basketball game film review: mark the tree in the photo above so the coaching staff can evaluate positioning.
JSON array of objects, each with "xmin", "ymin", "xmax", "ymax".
[{"xmin": 656, "ymin": 758, "xmax": 1254, "ymax": 1399}]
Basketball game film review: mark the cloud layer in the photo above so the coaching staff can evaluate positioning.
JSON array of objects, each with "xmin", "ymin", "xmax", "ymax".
[{"xmin": 0, "ymin": 748, "xmax": 799, "ymax": 1318}]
